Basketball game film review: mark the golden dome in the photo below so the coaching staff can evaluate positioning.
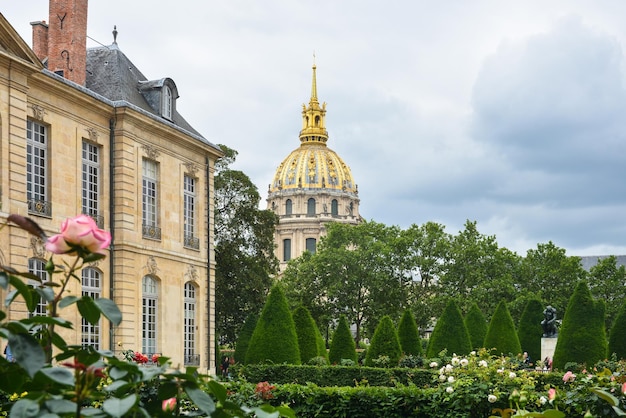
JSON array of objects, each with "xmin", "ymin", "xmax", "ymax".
[{"xmin": 269, "ymin": 64, "xmax": 358, "ymax": 196}]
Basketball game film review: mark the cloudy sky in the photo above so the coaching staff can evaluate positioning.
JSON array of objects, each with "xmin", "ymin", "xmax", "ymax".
[{"xmin": 4, "ymin": 1, "xmax": 626, "ymax": 257}]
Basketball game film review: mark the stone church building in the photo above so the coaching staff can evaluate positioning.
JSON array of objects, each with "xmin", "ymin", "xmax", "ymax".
[
  {"xmin": 0, "ymin": 0, "xmax": 221, "ymax": 371},
  {"xmin": 267, "ymin": 64, "xmax": 362, "ymax": 270}
]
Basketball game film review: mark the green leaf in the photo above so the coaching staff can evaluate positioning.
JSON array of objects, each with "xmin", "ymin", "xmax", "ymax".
[
  {"xmin": 157, "ymin": 380, "xmax": 178, "ymax": 400},
  {"xmin": 275, "ymin": 405, "xmax": 296, "ymax": 418},
  {"xmin": 58, "ymin": 295, "xmax": 80, "ymax": 308},
  {"xmin": 94, "ymin": 298, "xmax": 122, "ymax": 326},
  {"xmin": 77, "ymin": 296, "xmax": 101, "ymax": 324},
  {"xmin": 10, "ymin": 398, "xmax": 40, "ymax": 417},
  {"xmin": 591, "ymin": 387, "xmax": 620, "ymax": 407},
  {"xmin": 7, "ymin": 275, "xmax": 34, "ymax": 311},
  {"xmin": 0, "ymin": 271, "xmax": 8, "ymax": 289},
  {"xmin": 184, "ymin": 385, "xmax": 216, "ymax": 415},
  {"xmin": 40, "ymin": 366, "xmax": 75, "ymax": 386},
  {"xmin": 10, "ymin": 333, "xmax": 45, "ymax": 378},
  {"xmin": 541, "ymin": 410, "xmax": 567, "ymax": 418},
  {"xmin": 250, "ymin": 406, "xmax": 279, "ymax": 418},
  {"xmin": 206, "ymin": 380, "xmax": 227, "ymax": 404},
  {"xmin": 22, "ymin": 316, "xmax": 72, "ymax": 327},
  {"xmin": 103, "ymin": 394, "xmax": 137, "ymax": 418},
  {"xmin": 82, "ymin": 252, "xmax": 106, "ymax": 263},
  {"xmin": 45, "ymin": 398, "xmax": 78, "ymax": 414}
]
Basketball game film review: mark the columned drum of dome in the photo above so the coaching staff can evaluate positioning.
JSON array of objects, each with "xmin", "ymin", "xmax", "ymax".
[{"xmin": 267, "ymin": 64, "xmax": 361, "ymax": 271}]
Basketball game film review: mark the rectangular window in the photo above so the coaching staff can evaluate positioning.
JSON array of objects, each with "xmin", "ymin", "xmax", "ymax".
[
  {"xmin": 26, "ymin": 120, "xmax": 51, "ymax": 216},
  {"xmin": 283, "ymin": 239, "xmax": 291, "ymax": 262},
  {"xmin": 142, "ymin": 277, "xmax": 158, "ymax": 355},
  {"xmin": 183, "ymin": 175, "xmax": 199, "ymax": 249},
  {"xmin": 28, "ymin": 259, "xmax": 49, "ymax": 317},
  {"xmin": 82, "ymin": 141, "xmax": 103, "ymax": 227},
  {"xmin": 81, "ymin": 269, "xmax": 101, "ymax": 349},
  {"xmin": 142, "ymin": 159, "xmax": 161, "ymax": 239},
  {"xmin": 184, "ymin": 283, "xmax": 198, "ymax": 365}
]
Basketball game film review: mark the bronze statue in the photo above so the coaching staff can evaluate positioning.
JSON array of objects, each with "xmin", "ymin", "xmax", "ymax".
[{"xmin": 541, "ymin": 305, "xmax": 558, "ymax": 337}]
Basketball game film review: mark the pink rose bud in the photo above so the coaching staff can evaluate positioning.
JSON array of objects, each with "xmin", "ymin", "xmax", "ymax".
[
  {"xmin": 45, "ymin": 215, "xmax": 111, "ymax": 255},
  {"xmin": 162, "ymin": 397, "xmax": 176, "ymax": 412},
  {"xmin": 622, "ymin": 382, "xmax": 626, "ymax": 395},
  {"xmin": 548, "ymin": 388, "xmax": 556, "ymax": 401}
]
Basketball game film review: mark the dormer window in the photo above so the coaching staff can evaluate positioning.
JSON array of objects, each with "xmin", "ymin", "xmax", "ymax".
[{"xmin": 162, "ymin": 86, "xmax": 173, "ymax": 120}]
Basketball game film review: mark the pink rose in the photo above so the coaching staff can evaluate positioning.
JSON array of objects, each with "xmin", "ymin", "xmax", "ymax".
[
  {"xmin": 548, "ymin": 388, "xmax": 556, "ymax": 401},
  {"xmin": 45, "ymin": 215, "xmax": 111, "ymax": 255},
  {"xmin": 162, "ymin": 397, "xmax": 176, "ymax": 412},
  {"xmin": 622, "ymin": 382, "xmax": 626, "ymax": 395},
  {"xmin": 562, "ymin": 371, "xmax": 576, "ymax": 383}
]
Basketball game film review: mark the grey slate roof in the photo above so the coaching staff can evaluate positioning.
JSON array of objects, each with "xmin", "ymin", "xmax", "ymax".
[
  {"xmin": 579, "ymin": 255, "xmax": 626, "ymax": 271},
  {"xmin": 86, "ymin": 43, "xmax": 203, "ymax": 139}
]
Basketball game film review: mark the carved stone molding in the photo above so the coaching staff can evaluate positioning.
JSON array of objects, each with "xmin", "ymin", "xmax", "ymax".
[
  {"xmin": 184, "ymin": 162, "xmax": 198, "ymax": 176},
  {"xmin": 31, "ymin": 236, "xmax": 46, "ymax": 259},
  {"xmin": 144, "ymin": 255, "xmax": 159, "ymax": 275},
  {"xmin": 85, "ymin": 127, "xmax": 99, "ymax": 142},
  {"xmin": 141, "ymin": 144, "xmax": 160, "ymax": 161},
  {"xmin": 30, "ymin": 104, "xmax": 46, "ymax": 121},
  {"xmin": 184, "ymin": 264, "xmax": 199, "ymax": 283}
]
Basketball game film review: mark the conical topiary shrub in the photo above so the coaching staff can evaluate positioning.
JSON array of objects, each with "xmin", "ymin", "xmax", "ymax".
[
  {"xmin": 293, "ymin": 305, "xmax": 319, "ymax": 364},
  {"xmin": 364, "ymin": 315, "xmax": 402, "ymax": 367},
  {"xmin": 464, "ymin": 303, "xmax": 488, "ymax": 351},
  {"xmin": 426, "ymin": 300, "xmax": 471, "ymax": 358},
  {"xmin": 233, "ymin": 312, "xmax": 258, "ymax": 364},
  {"xmin": 553, "ymin": 281, "xmax": 607, "ymax": 370},
  {"xmin": 315, "ymin": 324, "xmax": 329, "ymax": 361},
  {"xmin": 609, "ymin": 299, "xmax": 626, "ymax": 359},
  {"xmin": 328, "ymin": 315, "xmax": 357, "ymax": 365},
  {"xmin": 245, "ymin": 285, "xmax": 301, "ymax": 365},
  {"xmin": 484, "ymin": 300, "xmax": 521, "ymax": 356},
  {"xmin": 517, "ymin": 299, "xmax": 544, "ymax": 363},
  {"xmin": 398, "ymin": 309, "xmax": 422, "ymax": 356}
]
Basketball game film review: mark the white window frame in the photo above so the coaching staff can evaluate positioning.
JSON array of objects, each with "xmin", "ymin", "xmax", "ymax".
[
  {"xmin": 81, "ymin": 268, "xmax": 101, "ymax": 349},
  {"xmin": 184, "ymin": 282, "xmax": 196, "ymax": 363},
  {"xmin": 26, "ymin": 120, "xmax": 49, "ymax": 215},
  {"xmin": 142, "ymin": 159, "xmax": 158, "ymax": 228},
  {"xmin": 163, "ymin": 86, "xmax": 173, "ymax": 120},
  {"xmin": 28, "ymin": 258, "xmax": 49, "ymax": 317},
  {"xmin": 82, "ymin": 141, "xmax": 100, "ymax": 222},
  {"xmin": 184, "ymin": 175, "xmax": 196, "ymax": 243},
  {"xmin": 142, "ymin": 276, "xmax": 158, "ymax": 355}
]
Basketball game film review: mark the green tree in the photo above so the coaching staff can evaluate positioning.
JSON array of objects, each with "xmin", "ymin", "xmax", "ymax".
[
  {"xmin": 426, "ymin": 300, "xmax": 471, "ymax": 357},
  {"xmin": 292, "ymin": 305, "xmax": 319, "ymax": 364},
  {"xmin": 328, "ymin": 315, "xmax": 357, "ymax": 365},
  {"xmin": 233, "ymin": 313, "xmax": 258, "ymax": 364},
  {"xmin": 516, "ymin": 299, "xmax": 544, "ymax": 364},
  {"xmin": 245, "ymin": 285, "xmax": 301, "ymax": 365},
  {"xmin": 517, "ymin": 241, "xmax": 586, "ymax": 321},
  {"xmin": 397, "ymin": 309, "xmax": 422, "ymax": 356},
  {"xmin": 608, "ymin": 299, "xmax": 626, "ymax": 359},
  {"xmin": 438, "ymin": 221, "xmax": 520, "ymax": 319},
  {"xmin": 553, "ymin": 281, "xmax": 607, "ymax": 370},
  {"xmin": 464, "ymin": 303, "xmax": 488, "ymax": 351},
  {"xmin": 484, "ymin": 301, "xmax": 521, "ymax": 356},
  {"xmin": 588, "ymin": 256, "xmax": 626, "ymax": 331},
  {"xmin": 215, "ymin": 145, "xmax": 279, "ymax": 345},
  {"xmin": 365, "ymin": 316, "xmax": 402, "ymax": 367}
]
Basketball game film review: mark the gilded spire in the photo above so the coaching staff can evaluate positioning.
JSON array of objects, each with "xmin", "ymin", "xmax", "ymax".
[{"xmin": 300, "ymin": 59, "xmax": 328, "ymax": 145}]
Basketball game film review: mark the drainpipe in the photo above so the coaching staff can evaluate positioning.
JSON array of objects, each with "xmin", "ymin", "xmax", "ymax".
[
  {"xmin": 108, "ymin": 116, "xmax": 116, "ymax": 351},
  {"xmin": 206, "ymin": 156, "xmax": 212, "ymax": 373}
]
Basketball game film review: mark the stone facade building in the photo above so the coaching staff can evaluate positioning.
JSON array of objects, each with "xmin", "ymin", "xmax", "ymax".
[
  {"xmin": 0, "ymin": 1, "xmax": 221, "ymax": 372},
  {"xmin": 267, "ymin": 64, "xmax": 361, "ymax": 270}
]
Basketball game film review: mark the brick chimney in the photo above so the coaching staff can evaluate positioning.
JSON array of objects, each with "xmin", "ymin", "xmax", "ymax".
[
  {"xmin": 30, "ymin": 21, "xmax": 49, "ymax": 62},
  {"xmin": 45, "ymin": 0, "xmax": 88, "ymax": 86}
]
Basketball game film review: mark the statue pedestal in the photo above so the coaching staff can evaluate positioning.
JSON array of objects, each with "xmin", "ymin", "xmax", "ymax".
[{"xmin": 541, "ymin": 337, "xmax": 557, "ymax": 367}]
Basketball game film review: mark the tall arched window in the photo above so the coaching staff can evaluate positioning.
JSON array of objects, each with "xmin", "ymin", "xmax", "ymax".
[
  {"xmin": 307, "ymin": 198, "xmax": 316, "ymax": 216},
  {"xmin": 28, "ymin": 258, "xmax": 49, "ymax": 317},
  {"xmin": 283, "ymin": 239, "xmax": 291, "ymax": 262},
  {"xmin": 331, "ymin": 199, "xmax": 339, "ymax": 216},
  {"xmin": 82, "ymin": 268, "xmax": 101, "ymax": 349},
  {"xmin": 285, "ymin": 199, "xmax": 292, "ymax": 216},
  {"xmin": 162, "ymin": 86, "xmax": 173, "ymax": 119},
  {"xmin": 184, "ymin": 282, "xmax": 198, "ymax": 365},
  {"xmin": 142, "ymin": 276, "xmax": 158, "ymax": 354},
  {"xmin": 306, "ymin": 238, "xmax": 317, "ymax": 254}
]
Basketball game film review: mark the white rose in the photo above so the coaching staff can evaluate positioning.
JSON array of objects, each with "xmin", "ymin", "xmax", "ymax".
[
  {"xmin": 430, "ymin": 361, "xmax": 439, "ymax": 368},
  {"xmin": 488, "ymin": 394, "xmax": 497, "ymax": 403},
  {"xmin": 446, "ymin": 386, "xmax": 454, "ymax": 394},
  {"xmin": 509, "ymin": 372, "xmax": 516, "ymax": 379},
  {"xmin": 447, "ymin": 376, "xmax": 455, "ymax": 383}
]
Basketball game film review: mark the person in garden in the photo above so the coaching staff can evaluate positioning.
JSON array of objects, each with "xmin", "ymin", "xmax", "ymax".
[
  {"xmin": 3, "ymin": 343, "xmax": 14, "ymax": 362},
  {"xmin": 221, "ymin": 356, "xmax": 230, "ymax": 378}
]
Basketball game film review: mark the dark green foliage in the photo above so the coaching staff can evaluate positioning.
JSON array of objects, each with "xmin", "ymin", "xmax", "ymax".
[
  {"xmin": 233, "ymin": 313, "xmax": 258, "ymax": 364},
  {"xmin": 328, "ymin": 315, "xmax": 357, "ymax": 365},
  {"xmin": 292, "ymin": 306, "xmax": 319, "ymax": 364},
  {"xmin": 484, "ymin": 301, "xmax": 521, "ymax": 356},
  {"xmin": 553, "ymin": 281, "xmax": 608, "ymax": 370},
  {"xmin": 464, "ymin": 303, "xmax": 488, "ymax": 350},
  {"xmin": 245, "ymin": 286, "xmax": 301, "ymax": 365},
  {"xmin": 315, "ymin": 325, "xmax": 329, "ymax": 361},
  {"xmin": 517, "ymin": 299, "xmax": 544, "ymax": 363},
  {"xmin": 364, "ymin": 316, "xmax": 402, "ymax": 367},
  {"xmin": 609, "ymin": 299, "xmax": 626, "ymax": 359},
  {"xmin": 426, "ymin": 300, "xmax": 471, "ymax": 357},
  {"xmin": 397, "ymin": 309, "xmax": 422, "ymax": 356}
]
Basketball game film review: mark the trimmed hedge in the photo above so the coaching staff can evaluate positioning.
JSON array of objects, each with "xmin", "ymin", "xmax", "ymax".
[
  {"xmin": 365, "ymin": 315, "xmax": 402, "ymax": 367},
  {"xmin": 484, "ymin": 300, "xmax": 521, "ymax": 356},
  {"xmin": 233, "ymin": 363, "xmax": 435, "ymax": 387},
  {"xmin": 517, "ymin": 298, "xmax": 544, "ymax": 363},
  {"xmin": 398, "ymin": 309, "xmax": 422, "ymax": 356},
  {"xmin": 426, "ymin": 300, "xmax": 471, "ymax": 357},
  {"xmin": 553, "ymin": 281, "xmax": 608, "ymax": 370},
  {"xmin": 246, "ymin": 285, "xmax": 301, "ymax": 365},
  {"xmin": 328, "ymin": 315, "xmax": 357, "ymax": 364},
  {"xmin": 464, "ymin": 303, "xmax": 487, "ymax": 351}
]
